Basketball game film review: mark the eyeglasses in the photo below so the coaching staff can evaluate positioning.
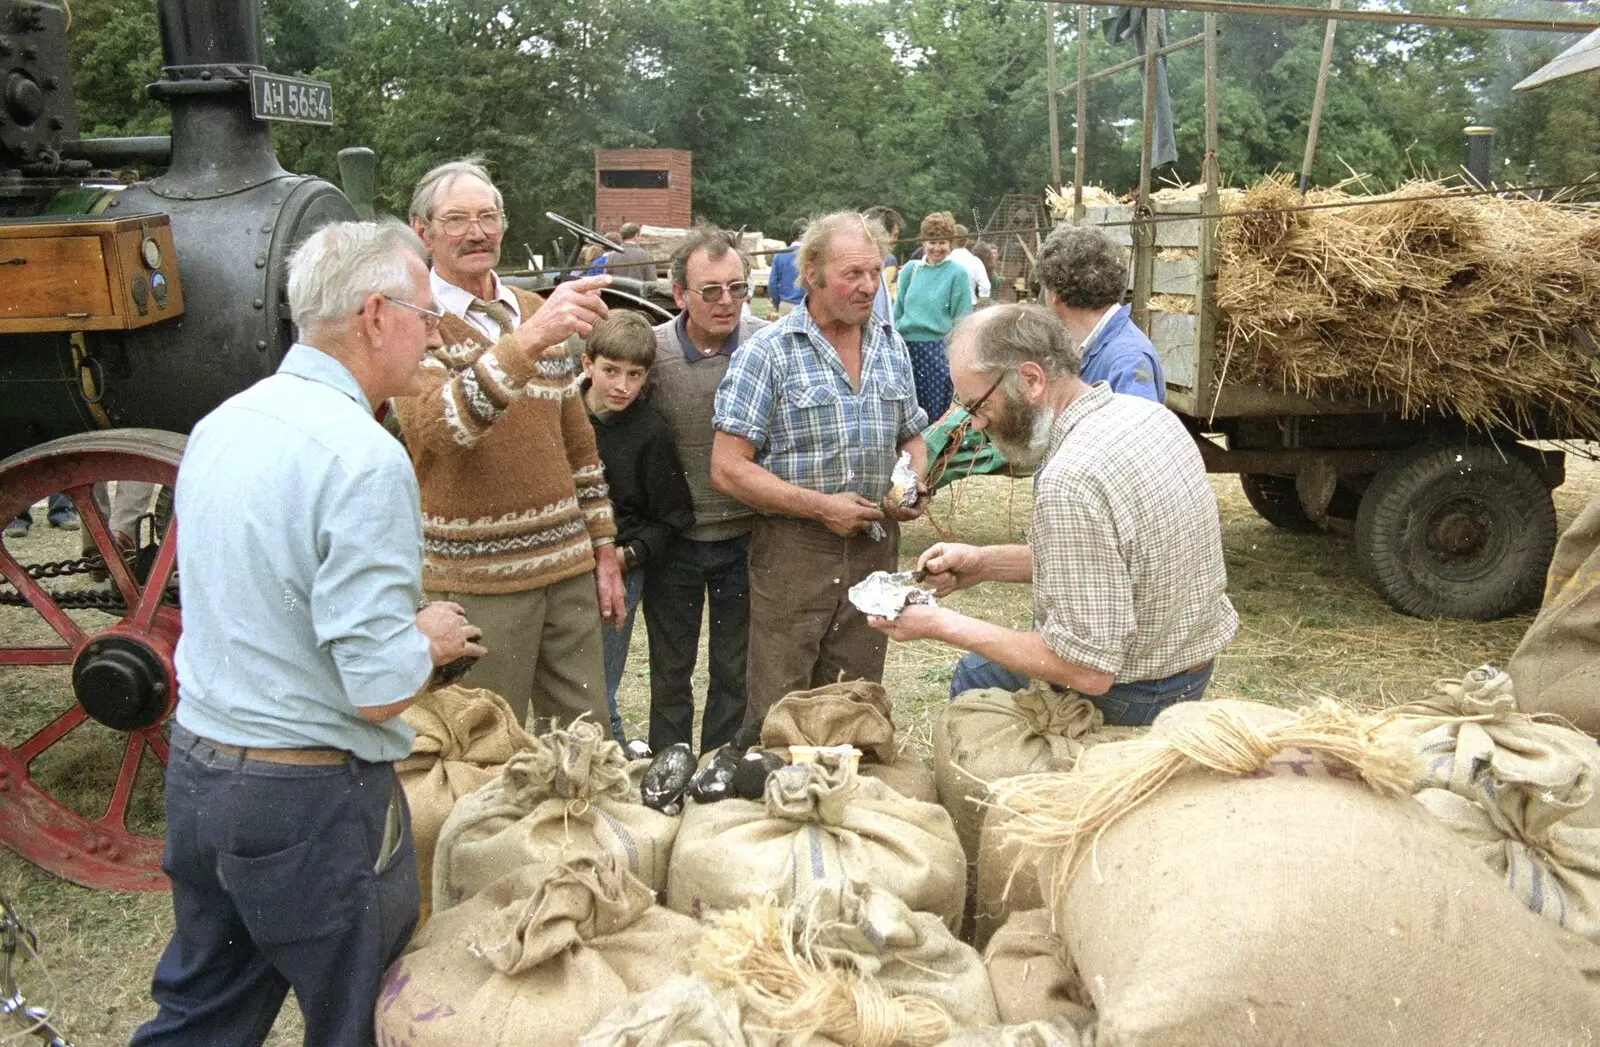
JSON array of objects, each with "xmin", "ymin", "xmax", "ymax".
[
  {"xmin": 955, "ymin": 372, "xmax": 1008, "ymax": 419},
  {"xmin": 687, "ymin": 281, "xmax": 751, "ymax": 303},
  {"xmin": 381, "ymin": 295, "xmax": 447, "ymax": 331},
  {"xmin": 435, "ymin": 211, "xmax": 505, "ymax": 237}
]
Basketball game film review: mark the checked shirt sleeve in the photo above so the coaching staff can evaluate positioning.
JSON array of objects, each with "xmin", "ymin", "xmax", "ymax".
[
  {"xmin": 713, "ymin": 336, "xmax": 777, "ymax": 449},
  {"xmin": 1031, "ymin": 467, "xmax": 1136, "ymax": 676}
]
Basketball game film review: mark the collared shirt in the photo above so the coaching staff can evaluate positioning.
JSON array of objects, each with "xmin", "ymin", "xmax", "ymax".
[
  {"xmin": 431, "ymin": 268, "xmax": 522, "ymax": 342},
  {"xmin": 1079, "ymin": 304, "xmax": 1166, "ymax": 404},
  {"xmin": 673, "ymin": 311, "xmax": 745, "ymax": 363},
  {"xmin": 173, "ymin": 344, "xmax": 433, "ymax": 762},
  {"xmin": 1031, "ymin": 382, "xmax": 1237, "ymax": 681},
  {"xmin": 714, "ymin": 301, "xmax": 928, "ymax": 504}
]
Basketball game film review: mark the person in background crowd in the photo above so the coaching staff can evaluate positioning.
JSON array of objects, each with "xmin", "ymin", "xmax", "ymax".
[
  {"xmin": 581, "ymin": 242, "xmax": 610, "ymax": 277},
  {"xmin": 1036, "ymin": 224, "xmax": 1166, "ymax": 403},
  {"xmin": 579, "ymin": 310, "xmax": 695, "ymax": 742},
  {"xmin": 949, "ymin": 224, "xmax": 992, "ymax": 306},
  {"xmin": 892, "ymin": 211, "xmax": 973, "ymax": 422},
  {"xmin": 712, "ymin": 211, "xmax": 929, "ymax": 734},
  {"xmin": 864, "ymin": 205, "xmax": 905, "ymax": 328},
  {"xmin": 130, "ymin": 221, "xmax": 486, "ymax": 1047},
  {"xmin": 647, "ymin": 227, "xmax": 767, "ymax": 754},
  {"xmin": 395, "ymin": 157, "xmax": 623, "ymax": 729},
  {"xmin": 766, "ymin": 219, "xmax": 807, "ymax": 316},
  {"xmin": 5, "ymin": 493, "xmax": 77, "ymax": 538},
  {"xmin": 869, "ymin": 305, "xmax": 1236, "ymax": 725},
  {"xmin": 972, "ymin": 240, "xmax": 1000, "ymax": 300},
  {"xmin": 609, "ymin": 223, "xmax": 659, "ymax": 284}
]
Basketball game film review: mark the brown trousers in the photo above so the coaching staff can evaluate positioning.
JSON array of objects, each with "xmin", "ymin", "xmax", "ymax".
[
  {"xmin": 743, "ymin": 515, "xmax": 898, "ymax": 729},
  {"xmin": 425, "ymin": 571, "xmax": 608, "ymax": 729}
]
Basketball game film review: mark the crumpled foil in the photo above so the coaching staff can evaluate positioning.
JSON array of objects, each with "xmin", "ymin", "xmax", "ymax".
[
  {"xmin": 847, "ymin": 570, "xmax": 938, "ymax": 620},
  {"xmin": 889, "ymin": 451, "xmax": 920, "ymax": 509}
]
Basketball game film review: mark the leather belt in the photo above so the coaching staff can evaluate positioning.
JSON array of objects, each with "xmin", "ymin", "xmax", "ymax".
[{"xmin": 195, "ymin": 735, "xmax": 350, "ymax": 766}]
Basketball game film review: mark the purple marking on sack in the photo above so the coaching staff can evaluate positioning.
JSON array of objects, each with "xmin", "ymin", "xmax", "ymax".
[
  {"xmin": 377, "ymin": 967, "xmax": 410, "ymax": 1013},
  {"xmin": 416, "ymin": 1003, "xmax": 457, "ymax": 1022}
]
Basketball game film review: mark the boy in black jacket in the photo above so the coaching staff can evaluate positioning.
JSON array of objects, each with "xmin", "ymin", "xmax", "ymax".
[{"xmin": 582, "ymin": 310, "xmax": 696, "ymax": 742}]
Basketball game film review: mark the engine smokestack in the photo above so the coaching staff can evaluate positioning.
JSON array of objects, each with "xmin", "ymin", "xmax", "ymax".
[{"xmin": 1464, "ymin": 126, "xmax": 1494, "ymax": 188}]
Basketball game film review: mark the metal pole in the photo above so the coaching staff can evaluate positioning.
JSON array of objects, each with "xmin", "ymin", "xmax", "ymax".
[
  {"xmin": 1047, "ymin": 1, "xmax": 1062, "ymax": 189},
  {"xmin": 1132, "ymin": 6, "xmax": 1158, "ymax": 331},
  {"xmin": 1197, "ymin": 12, "xmax": 1220, "ymax": 417},
  {"xmin": 1020, "ymin": 0, "xmax": 1595, "ymax": 35},
  {"xmin": 1074, "ymin": 3, "xmax": 1088, "ymax": 219},
  {"xmin": 1056, "ymin": 32, "xmax": 1207, "ymax": 96},
  {"xmin": 1299, "ymin": 0, "xmax": 1341, "ymax": 192}
]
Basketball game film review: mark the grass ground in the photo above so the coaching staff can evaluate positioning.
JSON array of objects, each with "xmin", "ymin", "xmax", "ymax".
[{"xmin": 2, "ymin": 455, "xmax": 1596, "ymax": 1043}]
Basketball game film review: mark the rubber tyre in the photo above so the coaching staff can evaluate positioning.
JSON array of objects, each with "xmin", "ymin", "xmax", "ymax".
[
  {"xmin": 1240, "ymin": 474, "xmax": 1319, "ymax": 533},
  {"xmin": 1354, "ymin": 441, "xmax": 1556, "ymax": 620}
]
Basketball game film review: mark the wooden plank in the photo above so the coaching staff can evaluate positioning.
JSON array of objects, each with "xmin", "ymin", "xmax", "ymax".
[
  {"xmin": 0, "ymin": 235, "xmax": 114, "ymax": 327},
  {"xmin": 1125, "ymin": 257, "xmax": 1199, "ymax": 294},
  {"xmin": 1149, "ymin": 312, "xmax": 1197, "ymax": 386}
]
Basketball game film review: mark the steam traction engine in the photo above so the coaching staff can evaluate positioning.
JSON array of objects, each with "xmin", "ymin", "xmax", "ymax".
[{"xmin": 0, "ymin": 0, "xmax": 362, "ymax": 889}]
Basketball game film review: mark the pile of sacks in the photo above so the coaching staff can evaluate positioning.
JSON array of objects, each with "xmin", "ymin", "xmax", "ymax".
[{"xmin": 379, "ymin": 673, "xmax": 1600, "ymax": 1047}]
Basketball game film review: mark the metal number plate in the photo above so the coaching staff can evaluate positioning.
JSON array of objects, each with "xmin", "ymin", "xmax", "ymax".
[{"xmin": 249, "ymin": 70, "xmax": 334, "ymax": 127}]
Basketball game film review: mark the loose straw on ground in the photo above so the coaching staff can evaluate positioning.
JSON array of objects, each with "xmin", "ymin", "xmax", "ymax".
[
  {"xmin": 990, "ymin": 699, "xmax": 1421, "ymax": 900},
  {"xmin": 696, "ymin": 897, "xmax": 953, "ymax": 1047}
]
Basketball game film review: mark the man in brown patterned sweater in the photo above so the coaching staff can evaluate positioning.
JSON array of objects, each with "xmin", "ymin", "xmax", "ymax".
[{"xmin": 394, "ymin": 158, "xmax": 624, "ymax": 727}]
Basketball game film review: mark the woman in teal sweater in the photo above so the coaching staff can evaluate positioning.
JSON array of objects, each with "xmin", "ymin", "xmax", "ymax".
[{"xmin": 893, "ymin": 211, "xmax": 974, "ymax": 421}]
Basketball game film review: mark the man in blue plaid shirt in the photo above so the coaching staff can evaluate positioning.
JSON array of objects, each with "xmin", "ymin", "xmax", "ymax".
[{"xmin": 711, "ymin": 212, "xmax": 930, "ymax": 733}]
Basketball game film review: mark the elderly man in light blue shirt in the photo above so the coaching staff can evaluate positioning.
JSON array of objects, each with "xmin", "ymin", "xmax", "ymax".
[{"xmin": 132, "ymin": 221, "xmax": 485, "ymax": 1047}]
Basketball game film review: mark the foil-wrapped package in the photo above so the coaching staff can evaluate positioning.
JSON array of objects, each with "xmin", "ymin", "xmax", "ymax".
[
  {"xmin": 847, "ymin": 570, "xmax": 937, "ymax": 620},
  {"xmin": 889, "ymin": 451, "xmax": 920, "ymax": 509}
]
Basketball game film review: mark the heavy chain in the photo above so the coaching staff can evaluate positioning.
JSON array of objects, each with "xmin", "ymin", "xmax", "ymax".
[{"xmin": 0, "ymin": 551, "xmax": 179, "ymax": 611}]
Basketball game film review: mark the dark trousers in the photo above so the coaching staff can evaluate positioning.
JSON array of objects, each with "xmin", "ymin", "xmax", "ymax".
[
  {"xmin": 743, "ymin": 515, "xmax": 898, "ymax": 731},
  {"xmin": 642, "ymin": 534, "xmax": 751, "ymax": 755},
  {"xmin": 949, "ymin": 652, "xmax": 1216, "ymax": 726},
  {"xmin": 131, "ymin": 726, "xmax": 419, "ymax": 1047}
]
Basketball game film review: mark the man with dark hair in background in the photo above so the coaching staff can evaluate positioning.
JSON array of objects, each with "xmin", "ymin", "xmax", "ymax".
[
  {"xmin": 646, "ymin": 227, "xmax": 767, "ymax": 753},
  {"xmin": 1036, "ymin": 224, "xmax": 1165, "ymax": 403},
  {"xmin": 609, "ymin": 222, "xmax": 659, "ymax": 284}
]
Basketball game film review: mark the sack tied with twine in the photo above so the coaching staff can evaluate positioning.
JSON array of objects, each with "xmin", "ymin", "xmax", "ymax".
[
  {"xmin": 375, "ymin": 853, "xmax": 701, "ymax": 1047},
  {"xmin": 668, "ymin": 757, "xmax": 966, "ymax": 929},
  {"xmin": 934, "ymin": 685, "xmax": 1141, "ymax": 864},
  {"xmin": 992, "ymin": 698, "xmax": 1600, "ymax": 1046},
  {"xmin": 980, "ymin": 909, "xmax": 1091, "ymax": 1028},
  {"xmin": 762, "ymin": 681, "xmax": 937, "ymax": 802},
  {"xmin": 694, "ymin": 880, "xmax": 996, "ymax": 1047},
  {"xmin": 1378, "ymin": 665, "xmax": 1600, "ymax": 942},
  {"xmin": 432, "ymin": 718, "xmax": 679, "ymax": 913},
  {"xmin": 397, "ymin": 685, "xmax": 535, "ymax": 916}
]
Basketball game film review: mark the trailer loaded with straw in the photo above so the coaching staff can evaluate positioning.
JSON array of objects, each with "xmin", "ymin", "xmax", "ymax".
[{"xmin": 1041, "ymin": 6, "xmax": 1600, "ymax": 622}]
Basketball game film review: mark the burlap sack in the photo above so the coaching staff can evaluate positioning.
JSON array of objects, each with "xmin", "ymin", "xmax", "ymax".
[
  {"xmin": 973, "ymin": 804, "xmax": 1044, "ymax": 951},
  {"xmin": 376, "ymin": 854, "xmax": 700, "ymax": 1047},
  {"xmin": 582, "ymin": 976, "xmax": 845, "ymax": 1047},
  {"xmin": 761, "ymin": 681, "xmax": 937, "ymax": 802},
  {"xmin": 998, "ymin": 698, "xmax": 1600, "ymax": 1045},
  {"xmin": 1511, "ymin": 490, "xmax": 1600, "ymax": 734},
  {"xmin": 934, "ymin": 685, "xmax": 1139, "ymax": 861},
  {"xmin": 981, "ymin": 909, "xmax": 1091, "ymax": 1027},
  {"xmin": 397, "ymin": 685, "xmax": 534, "ymax": 916},
  {"xmin": 936, "ymin": 1018, "xmax": 1097, "ymax": 1047},
  {"xmin": 433, "ymin": 719, "xmax": 679, "ymax": 912},
  {"xmin": 1378, "ymin": 667, "xmax": 1600, "ymax": 942},
  {"xmin": 667, "ymin": 759, "xmax": 966, "ymax": 928}
]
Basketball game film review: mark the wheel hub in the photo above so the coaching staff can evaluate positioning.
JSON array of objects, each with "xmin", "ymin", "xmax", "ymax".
[
  {"xmin": 72, "ymin": 634, "xmax": 173, "ymax": 730},
  {"xmin": 1432, "ymin": 510, "xmax": 1488, "ymax": 557}
]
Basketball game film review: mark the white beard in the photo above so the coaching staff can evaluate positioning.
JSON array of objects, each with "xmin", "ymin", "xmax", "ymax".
[{"xmin": 992, "ymin": 400, "xmax": 1056, "ymax": 472}]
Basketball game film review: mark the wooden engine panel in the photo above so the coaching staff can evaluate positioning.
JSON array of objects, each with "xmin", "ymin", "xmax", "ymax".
[{"xmin": 0, "ymin": 214, "xmax": 184, "ymax": 333}]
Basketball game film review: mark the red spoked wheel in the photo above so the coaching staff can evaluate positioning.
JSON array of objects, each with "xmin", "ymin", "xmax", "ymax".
[{"xmin": 0, "ymin": 430, "xmax": 185, "ymax": 892}]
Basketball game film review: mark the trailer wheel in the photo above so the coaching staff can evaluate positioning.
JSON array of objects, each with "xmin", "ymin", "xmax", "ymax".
[{"xmin": 1354, "ymin": 441, "xmax": 1555, "ymax": 620}]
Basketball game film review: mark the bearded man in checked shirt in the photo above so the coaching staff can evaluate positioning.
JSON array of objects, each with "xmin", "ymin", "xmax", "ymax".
[{"xmin": 868, "ymin": 304, "xmax": 1238, "ymax": 726}]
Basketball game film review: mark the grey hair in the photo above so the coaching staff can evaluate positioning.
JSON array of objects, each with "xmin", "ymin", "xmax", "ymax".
[
  {"xmin": 797, "ymin": 212, "xmax": 887, "ymax": 290},
  {"xmin": 287, "ymin": 220, "xmax": 425, "ymax": 331},
  {"xmin": 669, "ymin": 225, "xmax": 749, "ymax": 289},
  {"xmin": 1036, "ymin": 224, "xmax": 1129, "ymax": 310},
  {"xmin": 958, "ymin": 303, "xmax": 1081, "ymax": 381},
  {"xmin": 408, "ymin": 157, "xmax": 503, "ymax": 224}
]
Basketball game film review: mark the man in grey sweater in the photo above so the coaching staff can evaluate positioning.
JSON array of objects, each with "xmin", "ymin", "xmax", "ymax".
[{"xmin": 645, "ymin": 228, "xmax": 767, "ymax": 753}]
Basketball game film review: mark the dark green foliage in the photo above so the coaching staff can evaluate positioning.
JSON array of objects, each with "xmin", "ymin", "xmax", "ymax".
[{"xmin": 61, "ymin": 0, "xmax": 1600, "ymax": 244}]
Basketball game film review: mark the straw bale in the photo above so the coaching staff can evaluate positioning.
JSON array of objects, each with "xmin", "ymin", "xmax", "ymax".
[{"xmin": 1214, "ymin": 174, "xmax": 1600, "ymax": 437}]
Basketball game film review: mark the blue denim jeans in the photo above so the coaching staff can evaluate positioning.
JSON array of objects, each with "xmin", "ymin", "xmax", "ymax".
[
  {"xmin": 601, "ymin": 565, "xmax": 646, "ymax": 741},
  {"xmin": 131, "ymin": 725, "xmax": 418, "ymax": 1047},
  {"xmin": 948, "ymin": 652, "xmax": 1215, "ymax": 727}
]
